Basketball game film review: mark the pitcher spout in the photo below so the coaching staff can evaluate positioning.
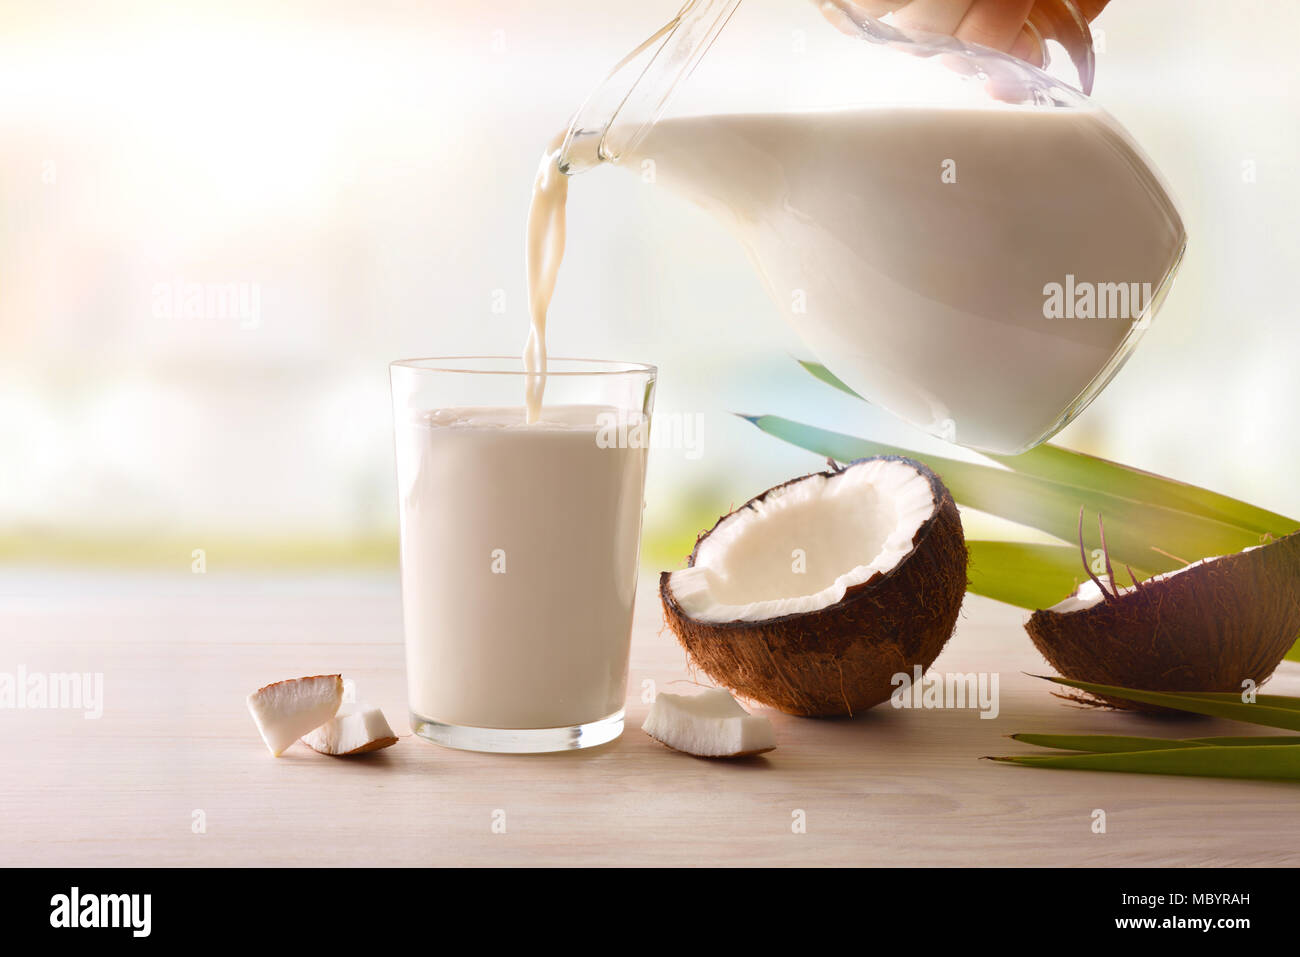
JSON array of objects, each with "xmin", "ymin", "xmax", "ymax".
[{"xmin": 557, "ymin": 0, "xmax": 741, "ymax": 175}]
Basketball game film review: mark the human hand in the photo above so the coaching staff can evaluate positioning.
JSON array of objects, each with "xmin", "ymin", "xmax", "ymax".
[{"xmin": 844, "ymin": 0, "xmax": 1110, "ymax": 89}]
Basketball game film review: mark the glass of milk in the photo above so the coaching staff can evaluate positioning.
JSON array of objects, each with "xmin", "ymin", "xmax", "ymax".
[{"xmin": 390, "ymin": 357, "xmax": 655, "ymax": 752}]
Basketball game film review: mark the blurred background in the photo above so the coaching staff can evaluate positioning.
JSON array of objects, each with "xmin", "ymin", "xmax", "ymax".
[{"xmin": 1, "ymin": 0, "xmax": 1297, "ymax": 577}]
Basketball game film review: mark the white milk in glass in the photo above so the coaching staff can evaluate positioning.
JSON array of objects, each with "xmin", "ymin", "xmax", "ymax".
[{"xmin": 395, "ymin": 404, "xmax": 648, "ymax": 730}]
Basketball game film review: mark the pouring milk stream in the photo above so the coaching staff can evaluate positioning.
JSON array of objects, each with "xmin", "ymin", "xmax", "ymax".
[{"xmin": 522, "ymin": 132, "xmax": 569, "ymax": 425}]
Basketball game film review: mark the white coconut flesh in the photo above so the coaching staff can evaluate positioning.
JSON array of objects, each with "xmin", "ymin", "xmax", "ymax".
[
  {"xmin": 641, "ymin": 690, "xmax": 776, "ymax": 757},
  {"xmin": 1047, "ymin": 547, "xmax": 1259, "ymax": 614},
  {"xmin": 246, "ymin": 674, "xmax": 344, "ymax": 757},
  {"xmin": 302, "ymin": 706, "xmax": 399, "ymax": 755},
  {"xmin": 666, "ymin": 458, "xmax": 937, "ymax": 623}
]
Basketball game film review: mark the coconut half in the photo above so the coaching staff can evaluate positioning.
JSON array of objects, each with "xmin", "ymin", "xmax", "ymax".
[
  {"xmin": 660, "ymin": 456, "xmax": 968, "ymax": 717},
  {"xmin": 1026, "ymin": 529, "xmax": 1300, "ymax": 711}
]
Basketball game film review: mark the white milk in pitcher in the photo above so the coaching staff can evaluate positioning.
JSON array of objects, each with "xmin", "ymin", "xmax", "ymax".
[
  {"xmin": 628, "ymin": 105, "xmax": 1185, "ymax": 452},
  {"xmin": 396, "ymin": 404, "xmax": 648, "ymax": 730}
]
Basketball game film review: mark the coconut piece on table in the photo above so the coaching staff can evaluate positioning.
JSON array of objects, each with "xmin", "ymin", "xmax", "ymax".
[
  {"xmin": 642, "ymin": 689, "xmax": 776, "ymax": 758},
  {"xmin": 302, "ymin": 706, "xmax": 399, "ymax": 755},
  {"xmin": 247, "ymin": 674, "xmax": 344, "ymax": 756}
]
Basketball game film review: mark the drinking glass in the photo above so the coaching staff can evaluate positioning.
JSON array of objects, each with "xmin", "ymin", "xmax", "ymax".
[{"xmin": 389, "ymin": 357, "xmax": 656, "ymax": 753}]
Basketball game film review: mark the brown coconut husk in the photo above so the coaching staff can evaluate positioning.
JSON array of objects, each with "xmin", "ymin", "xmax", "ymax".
[
  {"xmin": 660, "ymin": 456, "xmax": 969, "ymax": 718},
  {"xmin": 1026, "ymin": 519, "xmax": 1300, "ymax": 713}
]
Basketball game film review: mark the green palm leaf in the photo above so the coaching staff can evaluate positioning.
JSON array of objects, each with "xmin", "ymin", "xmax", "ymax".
[
  {"xmin": 1010, "ymin": 732, "xmax": 1300, "ymax": 753},
  {"xmin": 797, "ymin": 360, "xmax": 1297, "ymax": 536},
  {"xmin": 987, "ymin": 745, "xmax": 1300, "ymax": 781},
  {"xmin": 742, "ymin": 414, "xmax": 1266, "ymax": 573}
]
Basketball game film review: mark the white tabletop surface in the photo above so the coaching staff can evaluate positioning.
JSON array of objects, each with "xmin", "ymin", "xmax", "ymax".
[{"xmin": 2, "ymin": 569, "xmax": 1298, "ymax": 867}]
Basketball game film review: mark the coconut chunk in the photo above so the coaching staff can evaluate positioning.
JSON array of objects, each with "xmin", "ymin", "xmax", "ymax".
[
  {"xmin": 642, "ymin": 689, "xmax": 776, "ymax": 758},
  {"xmin": 302, "ymin": 707, "xmax": 399, "ymax": 756},
  {"xmin": 247, "ymin": 675, "xmax": 344, "ymax": 756}
]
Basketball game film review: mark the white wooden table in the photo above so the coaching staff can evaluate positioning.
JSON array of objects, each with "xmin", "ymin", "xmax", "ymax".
[{"xmin": 2, "ymin": 569, "xmax": 1298, "ymax": 866}]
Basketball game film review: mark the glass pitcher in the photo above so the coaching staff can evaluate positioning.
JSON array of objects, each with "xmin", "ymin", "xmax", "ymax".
[{"xmin": 557, "ymin": 0, "xmax": 1186, "ymax": 455}]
